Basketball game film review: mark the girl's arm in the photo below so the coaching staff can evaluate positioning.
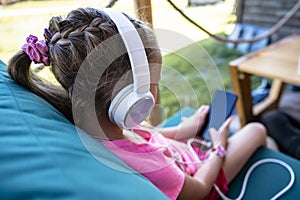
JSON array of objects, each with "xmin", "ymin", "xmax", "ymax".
[
  {"xmin": 160, "ymin": 105, "xmax": 209, "ymax": 140},
  {"xmin": 177, "ymin": 118, "xmax": 230, "ymax": 200}
]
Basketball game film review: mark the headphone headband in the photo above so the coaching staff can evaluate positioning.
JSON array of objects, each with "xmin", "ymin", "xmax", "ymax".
[
  {"xmin": 103, "ymin": 8, "xmax": 150, "ymax": 94},
  {"xmin": 104, "ymin": 8, "xmax": 155, "ymax": 129}
]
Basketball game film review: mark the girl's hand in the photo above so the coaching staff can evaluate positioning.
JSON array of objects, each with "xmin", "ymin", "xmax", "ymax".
[
  {"xmin": 161, "ymin": 105, "xmax": 210, "ymax": 140},
  {"xmin": 209, "ymin": 117, "xmax": 232, "ymax": 148},
  {"xmin": 182, "ymin": 105, "xmax": 210, "ymax": 134},
  {"xmin": 177, "ymin": 117, "xmax": 232, "ymax": 200}
]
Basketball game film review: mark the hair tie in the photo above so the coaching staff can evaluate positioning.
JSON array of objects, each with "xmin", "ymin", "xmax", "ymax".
[{"xmin": 22, "ymin": 34, "xmax": 50, "ymax": 66}]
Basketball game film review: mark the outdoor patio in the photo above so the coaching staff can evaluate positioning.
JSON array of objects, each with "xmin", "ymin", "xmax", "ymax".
[{"xmin": 0, "ymin": 0, "xmax": 300, "ymax": 199}]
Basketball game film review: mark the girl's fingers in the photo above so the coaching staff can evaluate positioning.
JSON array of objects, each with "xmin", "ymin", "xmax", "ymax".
[
  {"xmin": 219, "ymin": 116, "xmax": 232, "ymax": 132},
  {"xmin": 196, "ymin": 105, "xmax": 209, "ymax": 114},
  {"xmin": 209, "ymin": 117, "xmax": 232, "ymax": 147},
  {"xmin": 196, "ymin": 105, "xmax": 209, "ymax": 123}
]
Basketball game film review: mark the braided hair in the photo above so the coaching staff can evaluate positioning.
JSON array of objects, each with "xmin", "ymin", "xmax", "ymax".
[{"xmin": 8, "ymin": 8, "xmax": 159, "ymax": 124}]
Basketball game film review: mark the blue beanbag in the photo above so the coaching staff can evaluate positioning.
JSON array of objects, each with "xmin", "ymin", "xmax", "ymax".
[
  {"xmin": 0, "ymin": 60, "xmax": 167, "ymax": 200},
  {"xmin": 228, "ymin": 147, "xmax": 300, "ymax": 199}
]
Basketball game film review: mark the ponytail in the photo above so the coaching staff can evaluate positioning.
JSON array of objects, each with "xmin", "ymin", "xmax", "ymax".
[
  {"xmin": 8, "ymin": 51, "xmax": 33, "ymax": 89},
  {"xmin": 7, "ymin": 51, "xmax": 74, "ymax": 123}
]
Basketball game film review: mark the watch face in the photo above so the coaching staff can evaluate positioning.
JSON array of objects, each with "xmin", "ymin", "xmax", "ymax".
[{"xmin": 215, "ymin": 145, "xmax": 226, "ymax": 158}]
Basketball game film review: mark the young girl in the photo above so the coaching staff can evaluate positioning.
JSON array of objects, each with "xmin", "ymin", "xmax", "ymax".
[{"xmin": 8, "ymin": 8, "xmax": 266, "ymax": 200}]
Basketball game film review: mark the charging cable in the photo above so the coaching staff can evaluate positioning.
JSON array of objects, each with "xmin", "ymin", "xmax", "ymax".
[
  {"xmin": 214, "ymin": 158, "xmax": 295, "ymax": 200},
  {"xmin": 176, "ymin": 138, "xmax": 295, "ymax": 199}
]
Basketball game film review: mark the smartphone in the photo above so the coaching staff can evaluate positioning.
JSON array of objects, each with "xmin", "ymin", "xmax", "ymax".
[{"xmin": 198, "ymin": 90, "xmax": 238, "ymax": 140}]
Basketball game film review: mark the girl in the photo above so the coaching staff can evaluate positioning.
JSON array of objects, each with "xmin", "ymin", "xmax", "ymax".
[{"xmin": 8, "ymin": 8, "xmax": 266, "ymax": 200}]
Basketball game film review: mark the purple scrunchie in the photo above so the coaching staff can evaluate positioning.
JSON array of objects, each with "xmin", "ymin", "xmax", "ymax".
[{"xmin": 22, "ymin": 34, "xmax": 50, "ymax": 66}]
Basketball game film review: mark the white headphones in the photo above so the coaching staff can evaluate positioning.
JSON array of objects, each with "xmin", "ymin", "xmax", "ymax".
[{"xmin": 104, "ymin": 9, "xmax": 155, "ymax": 129}]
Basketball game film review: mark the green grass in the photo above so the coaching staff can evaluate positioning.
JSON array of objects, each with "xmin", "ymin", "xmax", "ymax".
[
  {"xmin": 0, "ymin": 0, "xmax": 109, "ymax": 63},
  {"xmin": 1, "ymin": 0, "xmax": 252, "ymax": 119},
  {"xmin": 160, "ymin": 36, "xmax": 243, "ymax": 117}
]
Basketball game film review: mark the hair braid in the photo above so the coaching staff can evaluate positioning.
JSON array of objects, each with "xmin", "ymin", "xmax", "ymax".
[{"xmin": 8, "ymin": 7, "xmax": 160, "ymax": 125}]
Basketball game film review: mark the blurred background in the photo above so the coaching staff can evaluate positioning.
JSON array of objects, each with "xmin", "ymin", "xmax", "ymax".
[
  {"xmin": 1, "ymin": 0, "xmax": 299, "ymax": 120},
  {"xmin": 0, "ymin": 0, "xmax": 237, "ymax": 63}
]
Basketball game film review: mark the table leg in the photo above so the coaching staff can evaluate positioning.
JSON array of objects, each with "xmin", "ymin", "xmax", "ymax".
[
  {"xmin": 253, "ymin": 79, "xmax": 285, "ymax": 117},
  {"xmin": 230, "ymin": 66, "xmax": 253, "ymax": 127}
]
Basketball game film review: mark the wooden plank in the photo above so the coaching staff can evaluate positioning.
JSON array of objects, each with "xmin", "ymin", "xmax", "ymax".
[
  {"xmin": 230, "ymin": 65, "xmax": 252, "ymax": 126},
  {"xmin": 134, "ymin": 0, "xmax": 153, "ymax": 26},
  {"xmin": 253, "ymin": 79, "xmax": 285, "ymax": 118},
  {"xmin": 236, "ymin": 36, "xmax": 300, "ymax": 86},
  {"xmin": 244, "ymin": 0, "xmax": 298, "ymax": 10},
  {"xmin": 134, "ymin": 0, "xmax": 162, "ymax": 125},
  {"xmin": 229, "ymin": 35, "xmax": 300, "ymax": 126},
  {"xmin": 237, "ymin": 0, "xmax": 300, "ymax": 41}
]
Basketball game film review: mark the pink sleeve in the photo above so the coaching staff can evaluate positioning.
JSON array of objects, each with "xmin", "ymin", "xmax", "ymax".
[
  {"xmin": 142, "ymin": 157, "xmax": 185, "ymax": 200},
  {"xmin": 102, "ymin": 141, "xmax": 185, "ymax": 200}
]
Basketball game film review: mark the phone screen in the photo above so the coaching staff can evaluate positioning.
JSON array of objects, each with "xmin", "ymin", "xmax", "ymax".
[{"xmin": 198, "ymin": 90, "xmax": 238, "ymax": 140}]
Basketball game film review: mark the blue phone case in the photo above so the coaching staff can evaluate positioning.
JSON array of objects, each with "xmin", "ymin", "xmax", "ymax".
[{"xmin": 199, "ymin": 90, "xmax": 238, "ymax": 140}]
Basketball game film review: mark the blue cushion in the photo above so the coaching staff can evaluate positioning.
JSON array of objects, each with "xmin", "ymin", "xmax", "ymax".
[
  {"xmin": 0, "ymin": 60, "xmax": 167, "ymax": 200},
  {"xmin": 163, "ymin": 106, "xmax": 196, "ymax": 127},
  {"xmin": 228, "ymin": 147, "xmax": 300, "ymax": 199}
]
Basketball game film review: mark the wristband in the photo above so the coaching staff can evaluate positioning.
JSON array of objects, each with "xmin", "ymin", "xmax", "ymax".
[{"xmin": 212, "ymin": 145, "xmax": 226, "ymax": 158}]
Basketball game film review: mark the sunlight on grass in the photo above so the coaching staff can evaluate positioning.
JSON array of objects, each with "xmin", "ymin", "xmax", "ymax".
[
  {"xmin": 0, "ymin": 0, "xmax": 135, "ymax": 63},
  {"xmin": 0, "ymin": 0, "xmax": 236, "ymax": 63},
  {"xmin": 1, "ymin": 0, "xmax": 77, "ymax": 9},
  {"xmin": 0, "ymin": 0, "xmax": 241, "ymax": 119},
  {"xmin": 161, "ymin": 37, "xmax": 243, "ymax": 117}
]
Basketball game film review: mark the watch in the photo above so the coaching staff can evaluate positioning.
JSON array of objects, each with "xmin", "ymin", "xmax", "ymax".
[{"xmin": 212, "ymin": 145, "xmax": 226, "ymax": 158}]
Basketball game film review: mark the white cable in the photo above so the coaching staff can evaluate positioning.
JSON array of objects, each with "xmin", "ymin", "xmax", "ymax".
[
  {"xmin": 176, "ymin": 139, "xmax": 295, "ymax": 199},
  {"xmin": 186, "ymin": 138, "xmax": 212, "ymax": 164},
  {"xmin": 214, "ymin": 158, "xmax": 295, "ymax": 200}
]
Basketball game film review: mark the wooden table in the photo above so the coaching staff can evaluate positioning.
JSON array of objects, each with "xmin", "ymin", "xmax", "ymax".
[{"xmin": 230, "ymin": 35, "xmax": 300, "ymax": 126}]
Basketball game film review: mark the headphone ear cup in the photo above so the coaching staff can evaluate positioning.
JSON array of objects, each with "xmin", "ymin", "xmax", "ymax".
[
  {"xmin": 109, "ymin": 84, "xmax": 155, "ymax": 129},
  {"xmin": 109, "ymin": 85, "xmax": 133, "ymax": 124}
]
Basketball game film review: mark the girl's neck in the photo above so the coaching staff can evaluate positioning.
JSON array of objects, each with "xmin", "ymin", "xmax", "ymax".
[
  {"xmin": 78, "ymin": 112, "xmax": 124, "ymax": 141},
  {"xmin": 123, "ymin": 129, "xmax": 148, "ymax": 144},
  {"xmin": 95, "ymin": 117, "xmax": 124, "ymax": 140},
  {"xmin": 80, "ymin": 113, "xmax": 147, "ymax": 143}
]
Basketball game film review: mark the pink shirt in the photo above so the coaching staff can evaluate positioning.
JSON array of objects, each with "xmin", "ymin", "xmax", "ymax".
[{"xmin": 99, "ymin": 127, "xmax": 227, "ymax": 200}]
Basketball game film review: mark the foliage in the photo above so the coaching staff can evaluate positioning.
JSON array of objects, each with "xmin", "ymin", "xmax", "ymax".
[{"xmin": 160, "ymin": 36, "xmax": 243, "ymax": 117}]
